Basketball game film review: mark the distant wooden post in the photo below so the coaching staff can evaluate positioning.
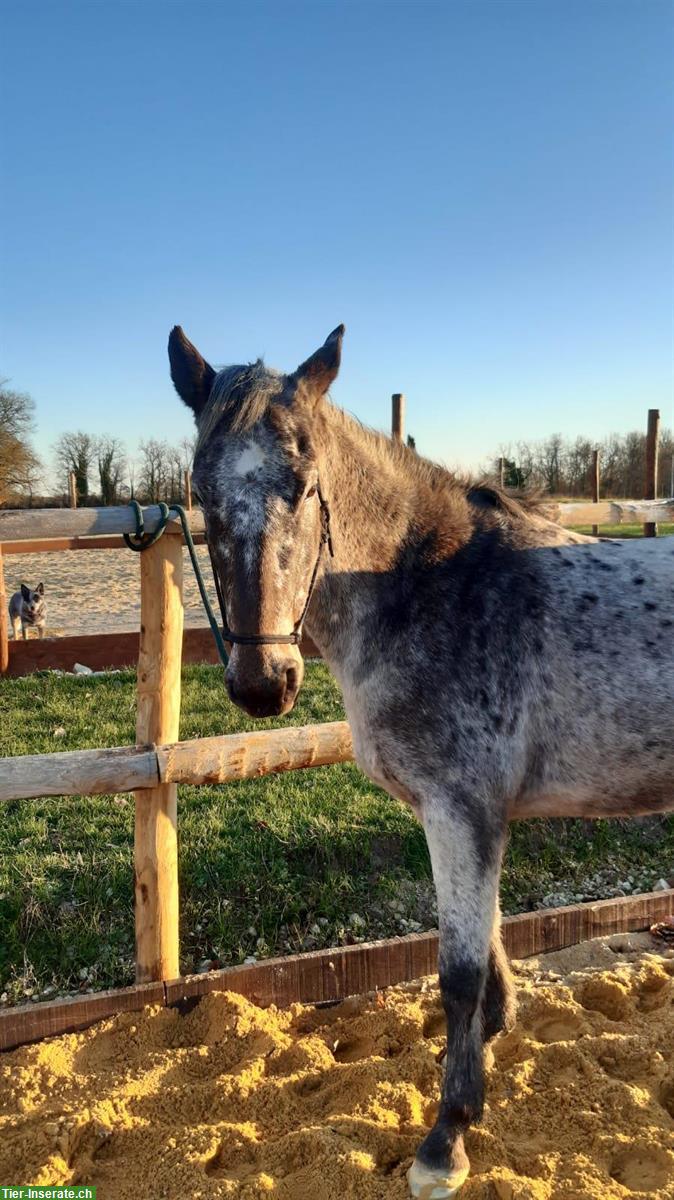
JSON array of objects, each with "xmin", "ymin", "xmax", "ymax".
[
  {"xmin": 184, "ymin": 469, "xmax": 192, "ymax": 512},
  {"xmin": 134, "ymin": 531, "xmax": 183, "ymax": 983},
  {"xmin": 0, "ymin": 546, "xmax": 8, "ymax": 674},
  {"xmin": 391, "ymin": 393, "xmax": 405, "ymax": 443},
  {"xmin": 68, "ymin": 472, "xmax": 77, "ymax": 509},
  {"xmin": 499, "ymin": 456, "xmax": 505, "ymax": 489},
  {"xmin": 591, "ymin": 448, "xmax": 600, "ymax": 537},
  {"xmin": 644, "ymin": 408, "xmax": 660, "ymax": 538}
]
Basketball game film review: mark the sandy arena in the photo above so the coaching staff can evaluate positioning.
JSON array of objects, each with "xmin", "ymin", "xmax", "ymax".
[
  {"xmin": 2, "ymin": 933, "xmax": 674, "ymax": 1198},
  {"xmin": 4, "ymin": 547, "xmax": 218, "ymax": 637}
]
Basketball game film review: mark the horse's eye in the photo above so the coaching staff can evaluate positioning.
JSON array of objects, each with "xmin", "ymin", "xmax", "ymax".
[{"xmin": 305, "ymin": 485, "xmax": 317, "ymax": 500}]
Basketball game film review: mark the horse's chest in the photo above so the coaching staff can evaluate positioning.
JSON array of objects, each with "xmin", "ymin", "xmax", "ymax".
[{"xmin": 340, "ymin": 678, "xmax": 419, "ymax": 810}]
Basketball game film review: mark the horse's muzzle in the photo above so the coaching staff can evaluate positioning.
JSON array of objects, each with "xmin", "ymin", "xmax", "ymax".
[{"xmin": 226, "ymin": 662, "xmax": 300, "ymax": 718}]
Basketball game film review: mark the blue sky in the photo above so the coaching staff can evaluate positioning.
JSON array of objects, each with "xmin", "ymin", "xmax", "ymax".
[{"xmin": 1, "ymin": 0, "xmax": 672, "ymax": 476}]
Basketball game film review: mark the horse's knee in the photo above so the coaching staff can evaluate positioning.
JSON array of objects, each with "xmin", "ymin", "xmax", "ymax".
[{"xmin": 438, "ymin": 958, "xmax": 484, "ymax": 1020}]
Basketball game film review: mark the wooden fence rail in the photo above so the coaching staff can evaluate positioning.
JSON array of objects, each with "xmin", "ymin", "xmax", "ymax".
[
  {"xmin": 0, "ymin": 721, "xmax": 354, "ymax": 803},
  {"xmin": 0, "ymin": 504, "xmax": 205, "ymax": 542},
  {"xmin": 1, "ymin": 499, "xmax": 672, "ymax": 548},
  {"xmin": 551, "ymin": 498, "xmax": 674, "ymax": 526}
]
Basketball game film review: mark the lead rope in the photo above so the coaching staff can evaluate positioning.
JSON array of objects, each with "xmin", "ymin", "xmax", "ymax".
[{"xmin": 124, "ymin": 500, "xmax": 231, "ymax": 667}]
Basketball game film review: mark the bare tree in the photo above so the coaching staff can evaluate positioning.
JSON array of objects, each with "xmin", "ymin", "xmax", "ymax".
[
  {"xmin": 537, "ymin": 433, "xmax": 564, "ymax": 495},
  {"xmin": 0, "ymin": 381, "xmax": 42, "ymax": 503},
  {"xmin": 166, "ymin": 444, "xmax": 185, "ymax": 501},
  {"xmin": 658, "ymin": 428, "xmax": 674, "ymax": 498},
  {"xmin": 564, "ymin": 436, "xmax": 595, "ymax": 497},
  {"xmin": 54, "ymin": 431, "xmax": 95, "ymax": 502},
  {"xmin": 137, "ymin": 438, "xmax": 170, "ymax": 503},
  {"xmin": 179, "ymin": 434, "xmax": 196, "ymax": 470},
  {"xmin": 95, "ymin": 435, "xmax": 127, "ymax": 505}
]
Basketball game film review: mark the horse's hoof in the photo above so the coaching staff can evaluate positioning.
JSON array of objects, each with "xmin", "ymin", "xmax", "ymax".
[{"xmin": 407, "ymin": 1157, "xmax": 468, "ymax": 1198}]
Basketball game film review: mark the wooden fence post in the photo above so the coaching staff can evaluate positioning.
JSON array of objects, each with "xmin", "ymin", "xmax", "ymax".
[
  {"xmin": 134, "ymin": 531, "xmax": 183, "ymax": 983},
  {"xmin": 592, "ymin": 448, "xmax": 600, "ymax": 537},
  {"xmin": 0, "ymin": 546, "xmax": 8, "ymax": 674},
  {"xmin": 184, "ymin": 469, "xmax": 192, "ymax": 512},
  {"xmin": 644, "ymin": 408, "xmax": 660, "ymax": 538},
  {"xmin": 391, "ymin": 393, "xmax": 405, "ymax": 443},
  {"xmin": 499, "ymin": 456, "xmax": 505, "ymax": 489},
  {"xmin": 68, "ymin": 472, "xmax": 77, "ymax": 509}
]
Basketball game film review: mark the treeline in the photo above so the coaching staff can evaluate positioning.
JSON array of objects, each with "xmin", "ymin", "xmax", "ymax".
[
  {"xmin": 2, "ymin": 379, "xmax": 673, "ymax": 507},
  {"xmin": 491, "ymin": 429, "xmax": 674, "ymax": 498},
  {"xmin": 0, "ymin": 380, "xmax": 195, "ymax": 507},
  {"xmin": 51, "ymin": 431, "xmax": 195, "ymax": 507}
]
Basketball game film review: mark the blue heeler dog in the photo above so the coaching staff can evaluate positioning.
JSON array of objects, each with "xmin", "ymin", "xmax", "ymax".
[{"xmin": 9, "ymin": 583, "xmax": 46, "ymax": 640}]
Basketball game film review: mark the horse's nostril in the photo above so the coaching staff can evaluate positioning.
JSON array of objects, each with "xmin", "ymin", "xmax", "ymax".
[{"xmin": 285, "ymin": 666, "xmax": 299, "ymax": 696}]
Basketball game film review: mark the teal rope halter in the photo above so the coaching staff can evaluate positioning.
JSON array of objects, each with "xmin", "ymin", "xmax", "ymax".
[{"xmin": 124, "ymin": 500, "xmax": 230, "ymax": 667}]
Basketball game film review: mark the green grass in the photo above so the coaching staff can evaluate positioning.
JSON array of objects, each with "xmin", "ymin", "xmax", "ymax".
[{"xmin": 1, "ymin": 664, "xmax": 673, "ymax": 1004}]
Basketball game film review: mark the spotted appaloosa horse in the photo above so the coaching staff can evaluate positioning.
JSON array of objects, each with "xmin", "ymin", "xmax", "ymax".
[{"xmin": 169, "ymin": 324, "xmax": 674, "ymax": 1198}]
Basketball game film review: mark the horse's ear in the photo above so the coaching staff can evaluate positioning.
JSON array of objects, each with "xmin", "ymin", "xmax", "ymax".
[
  {"xmin": 168, "ymin": 326, "xmax": 216, "ymax": 417},
  {"xmin": 294, "ymin": 325, "xmax": 345, "ymax": 400}
]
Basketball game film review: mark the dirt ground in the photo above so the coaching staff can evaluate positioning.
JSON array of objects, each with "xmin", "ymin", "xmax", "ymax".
[
  {"xmin": 4, "ymin": 547, "xmax": 219, "ymax": 636},
  {"xmin": 2, "ymin": 932, "xmax": 674, "ymax": 1199}
]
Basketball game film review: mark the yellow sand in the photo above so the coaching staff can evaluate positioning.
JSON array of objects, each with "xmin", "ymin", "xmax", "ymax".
[
  {"xmin": 2, "ymin": 933, "xmax": 674, "ymax": 1199},
  {"xmin": 6, "ymin": 546, "xmax": 218, "ymax": 637}
]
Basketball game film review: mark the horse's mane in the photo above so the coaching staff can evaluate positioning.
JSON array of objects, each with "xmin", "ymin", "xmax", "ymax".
[
  {"xmin": 319, "ymin": 403, "xmax": 551, "ymax": 521},
  {"xmin": 465, "ymin": 480, "xmax": 551, "ymax": 518},
  {"xmin": 197, "ymin": 359, "xmax": 550, "ymax": 523}
]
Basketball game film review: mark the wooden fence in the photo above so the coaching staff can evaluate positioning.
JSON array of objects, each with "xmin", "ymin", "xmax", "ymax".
[{"xmin": 1, "ymin": 494, "xmax": 674, "ymax": 1050}]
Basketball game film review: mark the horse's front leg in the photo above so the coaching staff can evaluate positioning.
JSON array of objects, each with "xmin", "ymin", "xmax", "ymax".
[{"xmin": 408, "ymin": 802, "xmax": 505, "ymax": 1199}]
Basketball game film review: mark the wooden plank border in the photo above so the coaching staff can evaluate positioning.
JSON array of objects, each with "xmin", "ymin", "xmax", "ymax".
[
  {"xmin": 0, "ymin": 982, "xmax": 165, "ymax": 1050},
  {"xmin": 2, "ymin": 889, "xmax": 672, "ymax": 1053},
  {"xmin": 4, "ymin": 627, "xmax": 320, "ymax": 677}
]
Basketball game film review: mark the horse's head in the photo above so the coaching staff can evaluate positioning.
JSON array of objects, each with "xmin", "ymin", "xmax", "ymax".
[{"xmin": 169, "ymin": 324, "xmax": 343, "ymax": 718}]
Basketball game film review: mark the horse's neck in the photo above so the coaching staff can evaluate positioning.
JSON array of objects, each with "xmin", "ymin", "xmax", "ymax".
[
  {"xmin": 318, "ymin": 412, "xmax": 420, "ymax": 572},
  {"xmin": 306, "ymin": 409, "xmax": 467, "ymax": 665}
]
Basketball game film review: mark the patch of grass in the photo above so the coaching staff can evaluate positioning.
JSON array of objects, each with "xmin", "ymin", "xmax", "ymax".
[
  {"xmin": 570, "ymin": 523, "xmax": 674, "ymax": 538},
  {"xmin": 1, "ymin": 664, "xmax": 673, "ymax": 1003}
]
